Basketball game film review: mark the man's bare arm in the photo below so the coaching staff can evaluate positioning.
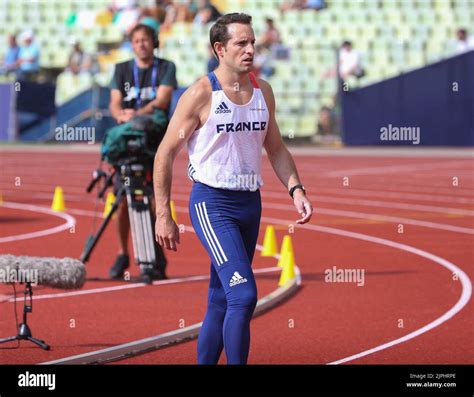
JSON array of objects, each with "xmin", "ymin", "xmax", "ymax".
[
  {"xmin": 260, "ymin": 79, "xmax": 313, "ymax": 224},
  {"xmin": 109, "ymin": 89, "xmax": 125, "ymax": 122},
  {"xmin": 260, "ymin": 80, "xmax": 301, "ymax": 189},
  {"xmin": 153, "ymin": 79, "xmax": 209, "ymax": 250}
]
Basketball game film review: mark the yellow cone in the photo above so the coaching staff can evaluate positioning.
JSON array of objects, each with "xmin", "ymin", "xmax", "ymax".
[
  {"xmin": 51, "ymin": 186, "xmax": 65, "ymax": 212},
  {"xmin": 103, "ymin": 192, "xmax": 116, "ymax": 218},
  {"xmin": 170, "ymin": 200, "xmax": 178, "ymax": 224},
  {"xmin": 277, "ymin": 235, "xmax": 293, "ymax": 267},
  {"xmin": 278, "ymin": 243, "xmax": 296, "ymax": 287},
  {"xmin": 261, "ymin": 225, "xmax": 278, "ymax": 256}
]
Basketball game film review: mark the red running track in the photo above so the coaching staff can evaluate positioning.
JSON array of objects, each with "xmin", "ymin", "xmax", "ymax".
[{"xmin": 0, "ymin": 147, "xmax": 473, "ymax": 364}]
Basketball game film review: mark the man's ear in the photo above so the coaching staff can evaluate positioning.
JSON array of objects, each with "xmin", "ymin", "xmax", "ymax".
[{"xmin": 214, "ymin": 42, "xmax": 225, "ymax": 58}]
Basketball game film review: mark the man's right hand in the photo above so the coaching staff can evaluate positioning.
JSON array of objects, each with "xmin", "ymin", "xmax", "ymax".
[
  {"xmin": 155, "ymin": 214, "xmax": 180, "ymax": 251},
  {"xmin": 117, "ymin": 109, "xmax": 136, "ymax": 124}
]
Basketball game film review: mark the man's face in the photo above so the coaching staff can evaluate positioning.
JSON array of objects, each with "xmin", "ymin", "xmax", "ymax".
[
  {"xmin": 131, "ymin": 29, "xmax": 154, "ymax": 60},
  {"xmin": 219, "ymin": 23, "xmax": 255, "ymax": 73},
  {"xmin": 457, "ymin": 30, "xmax": 466, "ymax": 41}
]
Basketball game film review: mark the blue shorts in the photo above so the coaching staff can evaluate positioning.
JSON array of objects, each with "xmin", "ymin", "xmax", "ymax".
[{"xmin": 189, "ymin": 182, "xmax": 262, "ymax": 364}]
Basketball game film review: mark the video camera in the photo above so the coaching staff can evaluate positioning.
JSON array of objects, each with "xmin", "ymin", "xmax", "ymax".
[
  {"xmin": 81, "ymin": 114, "xmax": 168, "ymax": 283},
  {"xmin": 101, "ymin": 114, "xmax": 166, "ymax": 167}
]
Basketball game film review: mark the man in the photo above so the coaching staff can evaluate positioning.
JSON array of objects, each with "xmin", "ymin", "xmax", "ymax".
[
  {"xmin": 0, "ymin": 35, "xmax": 20, "ymax": 76},
  {"xmin": 16, "ymin": 30, "xmax": 40, "ymax": 81},
  {"xmin": 67, "ymin": 40, "xmax": 92, "ymax": 75},
  {"xmin": 108, "ymin": 23, "xmax": 177, "ymax": 280},
  {"xmin": 153, "ymin": 13, "xmax": 312, "ymax": 365},
  {"xmin": 455, "ymin": 28, "xmax": 474, "ymax": 54},
  {"xmin": 338, "ymin": 41, "xmax": 364, "ymax": 80}
]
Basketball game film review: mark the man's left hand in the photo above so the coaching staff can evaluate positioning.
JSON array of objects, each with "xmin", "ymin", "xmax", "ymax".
[{"xmin": 294, "ymin": 190, "xmax": 313, "ymax": 224}]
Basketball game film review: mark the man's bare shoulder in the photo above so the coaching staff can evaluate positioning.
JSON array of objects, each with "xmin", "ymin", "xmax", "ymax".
[
  {"xmin": 180, "ymin": 76, "xmax": 212, "ymax": 108},
  {"xmin": 256, "ymin": 77, "xmax": 272, "ymax": 91},
  {"xmin": 256, "ymin": 77, "xmax": 275, "ymax": 109}
]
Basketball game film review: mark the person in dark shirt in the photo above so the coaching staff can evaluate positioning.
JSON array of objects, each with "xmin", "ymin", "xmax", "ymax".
[
  {"xmin": 107, "ymin": 23, "xmax": 177, "ymax": 280},
  {"xmin": 0, "ymin": 35, "xmax": 20, "ymax": 76}
]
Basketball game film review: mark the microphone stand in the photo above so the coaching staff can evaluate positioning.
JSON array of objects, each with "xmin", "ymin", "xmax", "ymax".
[{"xmin": 0, "ymin": 281, "xmax": 50, "ymax": 350}]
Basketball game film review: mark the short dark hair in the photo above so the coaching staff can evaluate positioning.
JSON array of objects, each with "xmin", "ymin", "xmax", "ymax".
[
  {"xmin": 209, "ymin": 13, "xmax": 252, "ymax": 58},
  {"xmin": 129, "ymin": 24, "xmax": 158, "ymax": 47}
]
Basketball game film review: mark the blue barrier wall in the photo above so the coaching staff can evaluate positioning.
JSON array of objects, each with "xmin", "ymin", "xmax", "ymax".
[
  {"xmin": 0, "ymin": 84, "xmax": 16, "ymax": 141},
  {"xmin": 20, "ymin": 85, "xmax": 187, "ymax": 142},
  {"xmin": 342, "ymin": 50, "xmax": 474, "ymax": 146}
]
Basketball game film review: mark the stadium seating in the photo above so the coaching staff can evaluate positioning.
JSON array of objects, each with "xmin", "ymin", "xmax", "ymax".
[{"xmin": 0, "ymin": 0, "xmax": 472, "ymax": 138}]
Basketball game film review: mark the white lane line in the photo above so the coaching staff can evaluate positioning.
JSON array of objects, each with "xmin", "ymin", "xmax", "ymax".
[
  {"xmin": 262, "ymin": 216, "xmax": 472, "ymax": 365},
  {"xmin": 324, "ymin": 160, "xmax": 472, "ymax": 177},
  {"xmin": 65, "ymin": 200, "xmax": 474, "ymax": 237},
  {"xmin": 0, "ymin": 208, "xmax": 276, "ymax": 302},
  {"xmin": 7, "ymin": 265, "xmax": 280, "ymax": 302},
  {"xmin": 261, "ymin": 203, "xmax": 474, "ymax": 235},
  {"xmin": 3, "ymin": 201, "xmax": 471, "ymax": 364},
  {"xmin": 6, "ymin": 189, "xmax": 474, "ymax": 218},
  {"xmin": 0, "ymin": 202, "xmax": 76, "ymax": 243},
  {"xmin": 170, "ymin": 182, "xmax": 474, "ymax": 199},
  {"xmin": 1, "ymin": 190, "xmax": 95, "ymax": 203},
  {"xmin": 317, "ymin": 196, "xmax": 474, "ymax": 217},
  {"xmin": 308, "ymin": 187, "xmax": 474, "ymax": 205},
  {"xmin": 260, "ymin": 193, "xmax": 474, "ymax": 217},
  {"xmin": 170, "ymin": 192, "xmax": 474, "ymax": 217},
  {"xmin": 0, "ymin": 183, "xmax": 89, "ymax": 194}
]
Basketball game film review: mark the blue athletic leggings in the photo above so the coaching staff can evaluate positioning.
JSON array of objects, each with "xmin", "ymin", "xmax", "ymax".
[{"xmin": 189, "ymin": 182, "xmax": 261, "ymax": 365}]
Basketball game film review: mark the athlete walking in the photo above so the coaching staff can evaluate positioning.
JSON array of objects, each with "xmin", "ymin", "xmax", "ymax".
[{"xmin": 153, "ymin": 13, "xmax": 313, "ymax": 364}]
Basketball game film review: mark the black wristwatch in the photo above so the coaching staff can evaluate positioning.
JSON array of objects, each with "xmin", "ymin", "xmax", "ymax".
[{"xmin": 289, "ymin": 184, "xmax": 306, "ymax": 198}]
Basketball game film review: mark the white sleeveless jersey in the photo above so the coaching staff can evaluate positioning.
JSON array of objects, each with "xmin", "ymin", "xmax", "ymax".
[{"xmin": 187, "ymin": 72, "xmax": 269, "ymax": 191}]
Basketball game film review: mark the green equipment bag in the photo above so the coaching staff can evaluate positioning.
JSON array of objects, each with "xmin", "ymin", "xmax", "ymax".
[{"xmin": 101, "ymin": 109, "xmax": 168, "ymax": 164}]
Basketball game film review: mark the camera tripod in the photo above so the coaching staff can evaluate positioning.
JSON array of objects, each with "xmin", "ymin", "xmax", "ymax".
[{"xmin": 80, "ymin": 160, "xmax": 166, "ymax": 284}]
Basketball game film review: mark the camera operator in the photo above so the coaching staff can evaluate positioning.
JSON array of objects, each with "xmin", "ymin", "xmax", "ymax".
[{"xmin": 107, "ymin": 23, "xmax": 177, "ymax": 280}]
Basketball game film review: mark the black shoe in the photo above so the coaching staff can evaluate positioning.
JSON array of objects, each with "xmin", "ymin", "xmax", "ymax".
[
  {"xmin": 140, "ymin": 265, "xmax": 167, "ymax": 284},
  {"xmin": 109, "ymin": 254, "xmax": 130, "ymax": 279}
]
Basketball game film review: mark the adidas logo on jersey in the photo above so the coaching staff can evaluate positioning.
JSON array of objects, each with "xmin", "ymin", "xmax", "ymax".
[
  {"xmin": 229, "ymin": 271, "xmax": 247, "ymax": 287},
  {"xmin": 215, "ymin": 102, "xmax": 232, "ymax": 114}
]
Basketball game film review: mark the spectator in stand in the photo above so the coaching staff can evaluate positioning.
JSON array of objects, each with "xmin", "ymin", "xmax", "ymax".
[
  {"xmin": 258, "ymin": 18, "xmax": 280, "ymax": 49},
  {"xmin": 159, "ymin": 0, "xmax": 179, "ymax": 32},
  {"xmin": 16, "ymin": 30, "xmax": 40, "ymax": 82},
  {"xmin": 175, "ymin": 0, "xmax": 199, "ymax": 23},
  {"xmin": 140, "ymin": 0, "xmax": 167, "ymax": 26},
  {"xmin": 207, "ymin": 44, "xmax": 219, "ymax": 73},
  {"xmin": 67, "ymin": 40, "xmax": 92, "ymax": 75},
  {"xmin": 305, "ymin": 0, "xmax": 326, "ymax": 10},
  {"xmin": 114, "ymin": 0, "xmax": 141, "ymax": 34},
  {"xmin": 338, "ymin": 41, "xmax": 364, "ymax": 80},
  {"xmin": 193, "ymin": 0, "xmax": 221, "ymax": 25},
  {"xmin": 317, "ymin": 105, "xmax": 336, "ymax": 136},
  {"xmin": 455, "ymin": 28, "xmax": 474, "ymax": 54},
  {"xmin": 280, "ymin": 0, "xmax": 325, "ymax": 12},
  {"xmin": 253, "ymin": 44, "xmax": 275, "ymax": 79},
  {"xmin": 324, "ymin": 40, "xmax": 364, "ymax": 81},
  {"xmin": 0, "ymin": 34, "xmax": 20, "ymax": 76}
]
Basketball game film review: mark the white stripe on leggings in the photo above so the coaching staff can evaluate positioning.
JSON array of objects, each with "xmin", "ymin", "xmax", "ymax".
[
  {"xmin": 202, "ymin": 202, "xmax": 228, "ymax": 264},
  {"xmin": 195, "ymin": 202, "xmax": 222, "ymax": 265}
]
